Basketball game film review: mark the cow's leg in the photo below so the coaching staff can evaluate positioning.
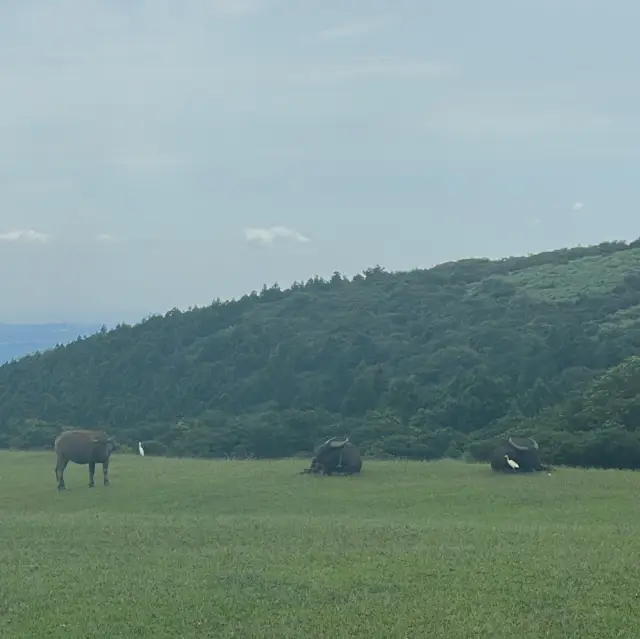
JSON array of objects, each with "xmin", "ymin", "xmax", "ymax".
[
  {"xmin": 88, "ymin": 462, "xmax": 96, "ymax": 487},
  {"xmin": 55, "ymin": 459, "xmax": 68, "ymax": 490},
  {"xmin": 103, "ymin": 460, "xmax": 110, "ymax": 486}
]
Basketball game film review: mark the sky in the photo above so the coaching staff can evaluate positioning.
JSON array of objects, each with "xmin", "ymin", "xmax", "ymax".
[{"xmin": 1, "ymin": 0, "xmax": 639, "ymax": 324}]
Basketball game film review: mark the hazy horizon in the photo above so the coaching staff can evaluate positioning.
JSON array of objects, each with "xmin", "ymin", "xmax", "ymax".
[{"xmin": 2, "ymin": 1, "xmax": 639, "ymax": 325}]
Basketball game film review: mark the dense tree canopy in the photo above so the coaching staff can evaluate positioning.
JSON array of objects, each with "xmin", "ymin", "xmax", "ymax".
[{"xmin": 3, "ymin": 238, "xmax": 640, "ymax": 468}]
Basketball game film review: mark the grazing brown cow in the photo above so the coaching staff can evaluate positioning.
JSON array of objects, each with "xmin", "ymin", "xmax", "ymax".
[{"xmin": 54, "ymin": 429, "xmax": 116, "ymax": 490}]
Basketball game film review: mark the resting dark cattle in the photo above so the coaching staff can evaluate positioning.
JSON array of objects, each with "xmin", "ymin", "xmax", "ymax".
[
  {"xmin": 54, "ymin": 429, "xmax": 116, "ymax": 490},
  {"xmin": 490, "ymin": 436, "xmax": 549, "ymax": 473},
  {"xmin": 301, "ymin": 436, "xmax": 362, "ymax": 476}
]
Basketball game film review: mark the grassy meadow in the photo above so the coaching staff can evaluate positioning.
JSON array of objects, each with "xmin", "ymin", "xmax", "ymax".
[{"xmin": 1, "ymin": 453, "xmax": 640, "ymax": 638}]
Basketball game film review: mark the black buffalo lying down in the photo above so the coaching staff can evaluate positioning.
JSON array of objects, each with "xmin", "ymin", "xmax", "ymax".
[
  {"xmin": 54, "ymin": 429, "xmax": 116, "ymax": 490},
  {"xmin": 301, "ymin": 437, "xmax": 362, "ymax": 476}
]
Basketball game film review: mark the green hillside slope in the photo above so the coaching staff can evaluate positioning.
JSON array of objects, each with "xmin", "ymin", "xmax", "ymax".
[{"xmin": 3, "ymin": 239, "xmax": 640, "ymax": 468}]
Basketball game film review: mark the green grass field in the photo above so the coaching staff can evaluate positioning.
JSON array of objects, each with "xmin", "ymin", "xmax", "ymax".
[{"xmin": 2, "ymin": 453, "xmax": 640, "ymax": 638}]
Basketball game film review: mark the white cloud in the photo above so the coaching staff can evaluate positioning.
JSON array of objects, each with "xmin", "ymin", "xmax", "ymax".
[
  {"xmin": 0, "ymin": 229, "xmax": 51, "ymax": 243},
  {"xmin": 419, "ymin": 90, "xmax": 622, "ymax": 140},
  {"xmin": 319, "ymin": 20, "xmax": 385, "ymax": 41},
  {"xmin": 347, "ymin": 56, "xmax": 449, "ymax": 79},
  {"xmin": 244, "ymin": 226, "xmax": 310, "ymax": 245},
  {"xmin": 304, "ymin": 56, "xmax": 451, "ymax": 85},
  {"xmin": 210, "ymin": 0, "xmax": 267, "ymax": 14},
  {"xmin": 106, "ymin": 153, "xmax": 191, "ymax": 174},
  {"xmin": 4, "ymin": 179, "xmax": 75, "ymax": 196},
  {"xmin": 95, "ymin": 233, "xmax": 118, "ymax": 243},
  {"xmin": 571, "ymin": 201, "xmax": 587, "ymax": 218}
]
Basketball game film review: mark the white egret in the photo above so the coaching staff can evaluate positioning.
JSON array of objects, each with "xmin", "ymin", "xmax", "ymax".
[
  {"xmin": 138, "ymin": 441, "xmax": 145, "ymax": 457},
  {"xmin": 504, "ymin": 454, "xmax": 519, "ymax": 471}
]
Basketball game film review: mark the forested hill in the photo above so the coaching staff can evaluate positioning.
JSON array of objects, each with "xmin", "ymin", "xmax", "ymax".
[{"xmin": 3, "ymin": 238, "xmax": 640, "ymax": 468}]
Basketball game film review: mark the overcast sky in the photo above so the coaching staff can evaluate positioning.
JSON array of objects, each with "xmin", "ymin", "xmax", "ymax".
[{"xmin": 1, "ymin": 0, "xmax": 639, "ymax": 323}]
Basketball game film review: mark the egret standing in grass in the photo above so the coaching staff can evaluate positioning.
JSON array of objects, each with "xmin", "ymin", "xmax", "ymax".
[
  {"xmin": 138, "ymin": 442, "xmax": 145, "ymax": 457},
  {"xmin": 504, "ymin": 454, "xmax": 519, "ymax": 471}
]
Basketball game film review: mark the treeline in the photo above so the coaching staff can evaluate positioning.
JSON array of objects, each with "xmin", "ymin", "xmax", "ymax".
[{"xmin": 2, "ymin": 239, "xmax": 640, "ymax": 469}]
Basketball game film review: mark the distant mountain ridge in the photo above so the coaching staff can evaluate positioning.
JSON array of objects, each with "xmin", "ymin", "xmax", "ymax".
[{"xmin": 0, "ymin": 322, "xmax": 103, "ymax": 364}]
